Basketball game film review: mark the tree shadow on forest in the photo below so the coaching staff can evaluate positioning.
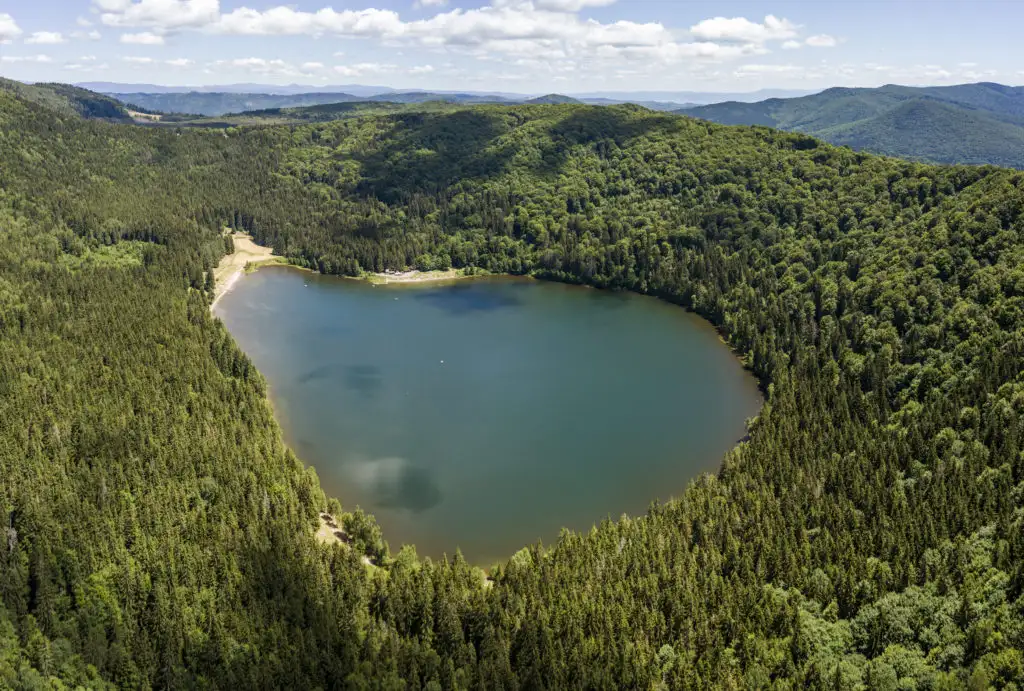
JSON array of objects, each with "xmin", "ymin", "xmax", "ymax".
[
  {"xmin": 354, "ymin": 110, "xmax": 517, "ymax": 204},
  {"xmin": 352, "ymin": 106, "xmax": 681, "ymax": 203},
  {"xmin": 533, "ymin": 106, "xmax": 681, "ymax": 176},
  {"xmin": 230, "ymin": 522, "xmax": 363, "ymax": 686}
]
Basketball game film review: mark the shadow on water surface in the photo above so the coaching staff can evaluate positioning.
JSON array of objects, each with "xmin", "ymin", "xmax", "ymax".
[
  {"xmin": 413, "ymin": 282, "xmax": 524, "ymax": 315},
  {"xmin": 350, "ymin": 457, "xmax": 442, "ymax": 513},
  {"xmin": 344, "ymin": 365, "xmax": 383, "ymax": 399},
  {"xmin": 296, "ymin": 363, "xmax": 337, "ymax": 385}
]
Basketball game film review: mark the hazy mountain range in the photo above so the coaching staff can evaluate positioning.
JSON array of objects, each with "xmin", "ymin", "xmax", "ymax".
[
  {"xmin": 48, "ymin": 78, "xmax": 1024, "ymax": 169},
  {"xmin": 78, "ymin": 82, "xmax": 815, "ymax": 114},
  {"xmin": 681, "ymin": 82, "xmax": 1024, "ymax": 168}
]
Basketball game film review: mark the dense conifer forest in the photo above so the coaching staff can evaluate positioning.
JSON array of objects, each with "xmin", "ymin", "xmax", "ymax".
[{"xmin": 1, "ymin": 84, "xmax": 1023, "ymax": 688}]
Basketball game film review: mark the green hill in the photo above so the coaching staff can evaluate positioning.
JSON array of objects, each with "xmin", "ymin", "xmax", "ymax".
[
  {"xmin": 0, "ymin": 78, "xmax": 131, "ymax": 121},
  {"xmin": 525, "ymin": 94, "xmax": 581, "ymax": 105},
  {"xmin": 683, "ymin": 81, "xmax": 1024, "ymax": 167},
  {"xmin": 823, "ymin": 98, "xmax": 1024, "ymax": 168},
  {"xmin": 1, "ymin": 84, "xmax": 1023, "ymax": 688}
]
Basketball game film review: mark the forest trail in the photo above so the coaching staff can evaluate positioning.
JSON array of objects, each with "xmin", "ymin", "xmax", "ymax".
[{"xmin": 211, "ymin": 232, "xmax": 276, "ymax": 309}]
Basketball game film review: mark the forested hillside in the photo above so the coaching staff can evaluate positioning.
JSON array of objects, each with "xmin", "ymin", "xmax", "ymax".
[
  {"xmin": 0, "ymin": 78, "xmax": 131, "ymax": 122},
  {"xmin": 683, "ymin": 81, "xmax": 1024, "ymax": 168},
  {"xmin": 1, "ymin": 86, "xmax": 1023, "ymax": 688}
]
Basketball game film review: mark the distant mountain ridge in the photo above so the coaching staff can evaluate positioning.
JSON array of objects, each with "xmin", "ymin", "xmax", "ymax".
[
  {"xmin": 116, "ymin": 91, "xmax": 365, "ymax": 116},
  {"xmin": 112, "ymin": 91, "xmax": 596, "ymax": 116},
  {"xmin": 682, "ymin": 82, "xmax": 1024, "ymax": 168},
  {"xmin": 82, "ymin": 82, "xmax": 815, "ymax": 102}
]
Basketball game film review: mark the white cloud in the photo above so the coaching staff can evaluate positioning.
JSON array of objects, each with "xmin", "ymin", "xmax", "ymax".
[
  {"xmin": 210, "ymin": 56, "xmax": 318, "ymax": 77},
  {"xmin": 409, "ymin": 64, "xmax": 435, "ymax": 74},
  {"xmin": 95, "ymin": 0, "xmax": 219, "ymax": 30},
  {"xmin": 690, "ymin": 15, "xmax": 798, "ymax": 44},
  {"xmin": 121, "ymin": 31, "xmax": 165, "ymax": 44},
  {"xmin": 805, "ymin": 34, "xmax": 837, "ymax": 48},
  {"xmin": 86, "ymin": 1, "xmax": 836, "ymax": 83},
  {"xmin": 1, "ymin": 54, "xmax": 53, "ymax": 63},
  {"xmin": 27, "ymin": 31, "xmax": 66, "ymax": 44},
  {"xmin": 0, "ymin": 13, "xmax": 22, "ymax": 42},
  {"xmin": 166, "ymin": 57, "xmax": 193, "ymax": 66},
  {"xmin": 333, "ymin": 62, "xmax": 396, "ymax": 77},
  {"xmin": 122, "ymin": 55, "xmax": 155, "ymax": 63},
  {"xmin": 121, "ymin": 30, "xmax": 163, "ymax": 44},
  {"xmin": 216, "ymin": 7, "xmax": 404, "ymax": 37},
  {"xmin": 781, "ymin": 40, "xmax": 800, "ymax": 50},
  {"xmin": 415, "ymin": 0, "xmax": 448, "ymax": 7},
  {"xmin": 301, "ymin": 61, "xmax": 325, "ymax": 70},
  {"xmin": 734, "ymin": 63, "xmax": 802, "ymax": 76},
  {"xmin": 532, "ymin": 0, "xmax": 617, "ymax": 10},
  {"xmin": 65, "ymin": 58, "xmax": 109, "ymax": 71},
  {"xmin": 71, "ymin": 30, "xmax": 103, "ymax": 40}
]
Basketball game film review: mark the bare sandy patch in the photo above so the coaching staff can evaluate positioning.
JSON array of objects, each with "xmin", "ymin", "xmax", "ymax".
[
  {"xmin": 210, "ymin": 232, "xmax": 276, "ymax": 310},
  {"xmin": 316, "ymin": 513, "xmax": 374, "ymax": 566},
  {"xmin": 367, "ymin": 269, "xmax": 467, "ymax": 284},
  {"xmin": 128, "ymin": 110, "xmax": 162, "ymax": 123}
]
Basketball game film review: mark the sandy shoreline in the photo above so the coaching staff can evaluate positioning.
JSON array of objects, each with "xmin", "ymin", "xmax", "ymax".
[
  {"xmin": 366, "ymin": 269, "xmax": 469, "ymax": 284},
  {"xmin": 210, "ymin": 232, "xmax": 277, "ymax": 310}
]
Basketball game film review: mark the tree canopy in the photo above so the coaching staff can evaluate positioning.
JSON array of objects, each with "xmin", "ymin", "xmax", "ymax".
[{"xmin": 0, "ymin": 87, "xmax": 1022, "ymax": 688}]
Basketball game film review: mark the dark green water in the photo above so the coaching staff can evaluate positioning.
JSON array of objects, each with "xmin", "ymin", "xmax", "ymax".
[{"xmin": 215, "ymin": 267, "xmax": 761, "ymax": 564}]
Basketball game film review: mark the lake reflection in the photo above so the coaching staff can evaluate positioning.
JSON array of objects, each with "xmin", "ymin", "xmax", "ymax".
[{"xmin": 215, "ymin": 268, "xmax": 761, "ymax": 564}]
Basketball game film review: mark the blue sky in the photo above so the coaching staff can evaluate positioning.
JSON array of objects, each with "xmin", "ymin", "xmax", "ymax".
[{"xmin": 0, "ymin": 0, "xmax": 1020, "ymax": 92}]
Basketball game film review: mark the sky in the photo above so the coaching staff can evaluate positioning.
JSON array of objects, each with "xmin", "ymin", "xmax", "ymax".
[{"xmin": 0, "ymin": 0, "xmax": 1021, "ymax": 93}]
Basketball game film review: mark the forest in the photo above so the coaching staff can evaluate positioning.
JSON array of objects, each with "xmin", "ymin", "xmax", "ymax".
[{"xmin": 0, "ymin": 83, "xmax": 1022, "ymax": 689}]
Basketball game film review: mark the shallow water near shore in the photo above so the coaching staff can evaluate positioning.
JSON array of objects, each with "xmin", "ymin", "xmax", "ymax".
[{"xmin": 215, "ymin": 266, "xmax": 761, "ymax": 564}]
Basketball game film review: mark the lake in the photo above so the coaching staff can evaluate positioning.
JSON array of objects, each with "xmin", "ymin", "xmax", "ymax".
[{"xmin": 214, "ymin": 267, "xmax": 761, "ymax": 564}]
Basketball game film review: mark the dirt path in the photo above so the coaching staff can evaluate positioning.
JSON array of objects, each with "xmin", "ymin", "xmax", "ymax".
[{"xmin": 210, "ymin": 232, "xmax": 276, "ymax": 309}]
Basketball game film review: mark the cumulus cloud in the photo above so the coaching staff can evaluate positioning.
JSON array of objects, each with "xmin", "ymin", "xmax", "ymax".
[
  {"xmin": 166, "ymin": 57, "xmax": 193, "ymax": 66},
  {"xmin": 95, "ymin": 0, "xmax": 218, "ymax": 30},
  {"xmin": 531, "ymin": 0, "xmax": 617, "ymax": 10},
  {"xmin": 209, "ymin": 56, "xmax": 324, "ymax": 77},
  {"xmin": 27, "ymin": 31, "xmax": 66, "ymax": 44},
  {"xmin": 734, "ymin": 63, "xmax": 802, "ymax": 76},
  {"xmin": 781, "ymin": 40, "xmax": 801, "ymax": 50},
  {"xmin": 690, "ymin": 15, "xmax": 798, "ymax": 43},
  {"xmin": 1, "ymin": 54, "xmax": 53, "ymax": 63},
  {"xmin": 409, "ymin": 64, "xmax": 435, "ymax": 74},
  {"xmin": 71, "ymin": 30, "xmax": 103, "ymax": 40},
  {"xmin": 333, "ymin": 62, "xmax": 395, "ymax": 77},
  {"xmin": 301, "ymin": 61, "xmax": 325, "ymax": 70},
  {"xmin": 0, "ymin": 13, "xmax": 22, "ymax": 42},
  {"xmin": 215, "ymin": 7, "xmax": 403, "ymax": 37},
  {"xmin": 805, "ymin": 34, "xmax": 837, "ymax": 48},
  {"xmin": 89, "ymin": 0, "xmax": 827, "ymax": 80},
  {"xmin": 123, "ymin": 56, "xmax": 156, "ymax": 63},
  {"xmin": 121, "ymin": 31, "xmax": 165, "ymax": 44}
]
